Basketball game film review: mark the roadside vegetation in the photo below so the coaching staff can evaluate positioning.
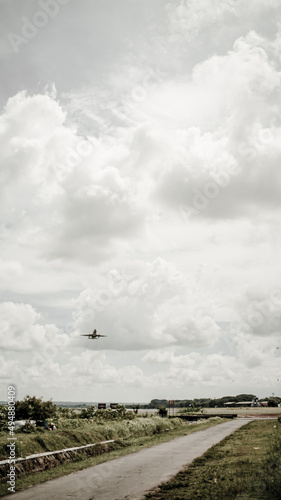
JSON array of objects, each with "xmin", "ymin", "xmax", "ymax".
[
  {"xmin": 0, "ymin": 418, "xmax": 226, "ymax": 496},
  {"xmin": 146, "ymin": 419, "xmax": 281, "ymax": 500},
  {"xmin": 0, "ymin": 396, "xmax": 229, "ymax": 495},
  {"xmin": 0, "ymin": 397, "xmax": 197, "ymax": 460},
  {"xmin": 1, "ymin": 395, "xmax": 280, "ymax": 496},
  {"xmin": 0, "ymin": 413, "xmax": 190, "ymax": 461}
]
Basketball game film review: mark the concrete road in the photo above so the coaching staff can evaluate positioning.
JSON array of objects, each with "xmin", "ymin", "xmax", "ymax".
[{"xmin": 3, "ymin": 419, "xmax": 251, "ymax": 500}]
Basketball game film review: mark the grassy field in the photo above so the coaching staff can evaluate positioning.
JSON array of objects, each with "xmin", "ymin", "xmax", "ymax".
[
  {"xmin": 146, "ymin": 419, "xmax": 281, "ymax": 500},
  {"xmin": 201, "ymin": 407, "xmax": 281, "ymax": 416},
  {"xmin": 0, "ymin": 416, "xmax": 226, "ymax": 496}
]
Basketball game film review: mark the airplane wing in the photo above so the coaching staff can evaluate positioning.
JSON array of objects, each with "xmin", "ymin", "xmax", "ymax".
[{"xmin": 80, "ymin": 334, "xmax": 91, "ymax": 336}]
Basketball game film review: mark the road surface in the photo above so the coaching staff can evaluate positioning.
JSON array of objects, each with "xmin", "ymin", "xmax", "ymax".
[{"xmin": 3, "ymin": 418, "xmax": 251, "ymax": 500}]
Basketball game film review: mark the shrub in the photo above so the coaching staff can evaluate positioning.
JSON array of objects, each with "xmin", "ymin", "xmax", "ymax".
[
  {"xmin": 158, "ymin": 407, "xmax": 168, "ymax": 417},
  {"xmin": 0, "ymin": 405, "xmax": 8, "ymax": 432},
  {"xmin": 80, "ymin": 406, "xmax": 96, "ymax": 419},
  {"xmin": 15, "ymin": 396, "xmax": 57, "ymax": 421},
  {"xmin": 93, "ymin": 405, "xmax": 134, "ymax": 421},
  {"xmin": 178, "ymin": 405, "xmax": 204, "ymax": 414},
  {"xmin": 18, "ymin": 422, "xmax": 37, "ymax": 434}
]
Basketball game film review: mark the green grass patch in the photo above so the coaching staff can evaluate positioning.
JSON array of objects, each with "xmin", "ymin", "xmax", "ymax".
[
  {"xmin": 0, "ymin": 417, "xmax": 224, "ymax": 461},
  {"xmin": 146, "ymin": 419, "xmax": 281, "ymax": 500},
  {"xmin": 0, "ymin": 418, "xmax": 226, "ymax": 495}
]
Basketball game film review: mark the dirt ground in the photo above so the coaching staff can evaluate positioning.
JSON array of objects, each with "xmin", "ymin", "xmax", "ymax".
[{"xmin": 2, "ymin": 418, "xmax": 252, "ymax": 500}]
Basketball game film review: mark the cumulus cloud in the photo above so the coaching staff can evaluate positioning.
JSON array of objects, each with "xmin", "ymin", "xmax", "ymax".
[
  {"xmin": 234, "ymin": 287, "xmax": 281, "ymax": 337},
  {"xmin": 0, "ymin": 258, "xmax": 23, "ymax": 289},
  {"xmin": 135, "ymin": 31, "xmax": 281, "ymax": 219},
  {"xmin": 0, "ymin": 91, "xmax": 144, "ymax": 264},
  {"xmin": 1, "ymin": 0, "xmax": 281, "ymax": 401},
  {"xmin": 0, "ymin": 356, "xmax": 20, "ymax": 381},
  {"xmin": 142, "ymin": 343, "xmax": 281, "ymax": 390},
  {"xmin": 166, "ymin": 0, "xmax": 237, "ymax": 44},
  {"xmin": 143, "ymin": 349, "xmax": 239, "ymax": 387},
  {"xmin": 65, "ymin": 350, "xmax": 146, "ymax": 387},
  {"xmin": 166, "ymin": 0, "xmax": 281, "ymax": 47},
  {"xmin": 71, "ymin": 257, "xmax": 220, "ymax": 351},
  {"xmin": 0, "ymin": 302, "xmax": 68, "ymax": 352}
]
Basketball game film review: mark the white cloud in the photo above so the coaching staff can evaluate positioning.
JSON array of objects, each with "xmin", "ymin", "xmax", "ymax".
[
  {"xmin": 0, "ymin": 356, "xmax": 19, "ymax": 381},
  {"xmin": 0, "ymin": 258, "xmax": 23, "ymax": 289},
  {"xmin": 166, "ymin": 0, "xmax": 237, "ymax": 44},
  {"xmin": 1, "ymin": 0, "xmax": 281, "ymax": 402},
  {"xmin": 136, "ymin": 31, "xmax": 281, "ymax": 219},
  {"xmin": 142, "ymin": 344, "xmax": 281, "ymax": 391},
  {"xmin": 0, "ymin": 91, "xmax": 144, "ymax": 265},
  {"xmin": 0, "ymin": 302, "xmax": 68, "ymax": 352},
  {"xmin": 166, "ymin": 0, "xmax": 281, "ymax": 47},
  {"xmin": 71, "ymin": 257, "xmax": 220, "ymax": 351},
  {"xmin": 235, "ymin": 287, "xmax": 281, "ymax": 337}
]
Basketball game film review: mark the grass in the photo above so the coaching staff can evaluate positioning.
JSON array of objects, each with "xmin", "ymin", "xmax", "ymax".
[
  {"xmin": 0, "ymin": 417, "xmax": 189, "ymax": 460},
  {"xmin": 145, "ymin": 419, "xmax": 281, "ymax": 500},
  {"xmin": 0, "ymin": 417, "xmax": 226, "ymax": 496},
  {"xmin": 201, "ymin": 407, "xmax": 281, "ymax": 416}
]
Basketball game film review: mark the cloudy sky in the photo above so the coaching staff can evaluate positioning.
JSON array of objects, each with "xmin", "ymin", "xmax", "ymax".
[{"xmin": 0, "ymin": 0, "xmax": 281, "ymax": 403}]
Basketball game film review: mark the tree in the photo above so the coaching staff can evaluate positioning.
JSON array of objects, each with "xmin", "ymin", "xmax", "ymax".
[
  {"xmin": 132, "ymin": 404, "xmax": 140, "ymax": 414},
  {"xmin": 268, "ymin": 397, "xmax": 279, "ymax": 407},
  {"xmin": 158, "ymin": 406, "xmax": 168, "ymax": 417},
  {"xmin": 79, "ymin": 406, "xmax": 96, "ymax": 419},
  {"xmin": 0, "ymin": 405, "xmax": 8, "ymax": 431},
  {"xmin": 15, "ymin": 396, "xmax": 57, "ymax": 421}
]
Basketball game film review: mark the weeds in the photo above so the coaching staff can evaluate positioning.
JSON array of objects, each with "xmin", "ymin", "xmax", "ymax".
[{"xmin": 0, "ymin": 416, "xmax": 186, "ymax": 460}]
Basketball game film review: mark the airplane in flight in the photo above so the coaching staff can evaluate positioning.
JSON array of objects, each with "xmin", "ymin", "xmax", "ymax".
[{"xmin": 80, "ymin": 329, "xmax": 107, "ymax": 340}]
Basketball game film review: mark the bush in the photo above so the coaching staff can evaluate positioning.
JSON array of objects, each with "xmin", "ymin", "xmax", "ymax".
[
  {"xmin": 268, "ymin": 398, "xmax": 279, "ymax": 407},
  {"xmin": 18, "ymin": 422, "xmax": 37, "ymax": 434},
  {"xmin": 56, "ymin": 407, "xmax": 78, "ymax": 419},
  {"xmin": 55, "ymin": 418, "xmax": 87, "ymax": 429},
  {"xmin": 178, "ymin": 405, "xmax": 204, "ymax": 414},
  {"xmin": 0, "ymin": 405, "xmax": 8, "ymax": 432},
  {"xmin": 158, "ymin": 407, "xmax": 168, "ymax": 417},
  {"xmin": 93, "ymin": 405, "xmax": 133, "ymax": 421},
  {"xmin": 15, "ymin": 396, "xmax": 57, "ymax": 421},
  {"xmin": 80, "ymin": 406, "xmax": 96, "ymax": 419}
]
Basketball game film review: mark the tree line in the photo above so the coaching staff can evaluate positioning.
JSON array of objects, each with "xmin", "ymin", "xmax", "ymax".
[{"xmin": 141, "ymin": 394, "xmax": 281, "ymax": 409}]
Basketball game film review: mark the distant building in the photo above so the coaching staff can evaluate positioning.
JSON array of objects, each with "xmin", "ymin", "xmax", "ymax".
[{"xmin": 224, "ymin": 401, "xmax": 253, "ymax": 407}]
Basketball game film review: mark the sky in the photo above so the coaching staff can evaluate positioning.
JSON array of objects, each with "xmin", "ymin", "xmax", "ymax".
[{"xmin": 0, "ymin": 0, "xmax": 281, "ymax": 403}]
